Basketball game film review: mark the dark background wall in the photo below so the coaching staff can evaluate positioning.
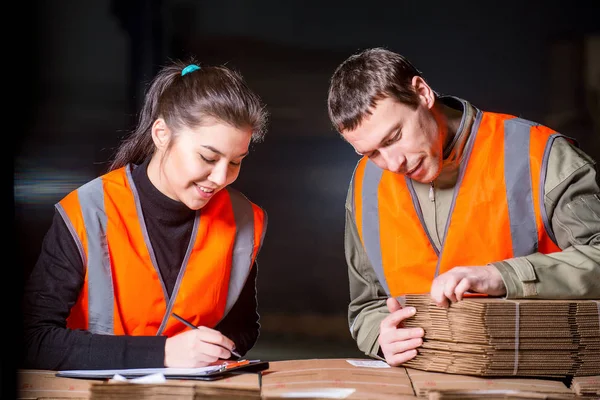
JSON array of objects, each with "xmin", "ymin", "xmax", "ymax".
[{"xmin": 10, "ymin": 0, "xmax": 599, "ymax": 397}]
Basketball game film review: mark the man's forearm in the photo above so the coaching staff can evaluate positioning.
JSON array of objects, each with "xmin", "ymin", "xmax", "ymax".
[
  {"xmin": 345, "ymin": 207, "xmax": 390, "ymax": 359},
  {"xmin": 494, "ymin": 245, "xmax": 600, "ymax": 299},
  {"xmin": 349, "ymin": 298, "xmax": 388, "ymax": 359}
]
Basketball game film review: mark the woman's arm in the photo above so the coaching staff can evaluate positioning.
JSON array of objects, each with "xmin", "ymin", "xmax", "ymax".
[{"xmin": 21, "ymin": 210, "xmax": 167, "ymax": 370}]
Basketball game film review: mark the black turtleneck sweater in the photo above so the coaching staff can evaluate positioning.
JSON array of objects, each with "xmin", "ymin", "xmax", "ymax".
[{"xmin": 21, "ymin": 160, "xmax": 260, "ymax": 370}]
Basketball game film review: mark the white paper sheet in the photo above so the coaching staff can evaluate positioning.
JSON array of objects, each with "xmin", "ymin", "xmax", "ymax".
[
  {"xmin": 345, "ymin": 359, "xmax": 390, "ymax": 368},
  {"xmin": 58, "ymin": 364, "xmax": 223, "ymax": 378}
]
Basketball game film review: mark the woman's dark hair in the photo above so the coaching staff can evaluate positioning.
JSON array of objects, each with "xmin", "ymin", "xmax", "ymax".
[{"xmin": 109, "ymin": 57, "xmax": 268, "ymax": 171}]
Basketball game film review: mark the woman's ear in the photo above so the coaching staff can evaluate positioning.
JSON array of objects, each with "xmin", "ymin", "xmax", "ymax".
[
  {"xmin": 412, "ymin": 76, "xmax": 435, "ymax": 109},
  {"xmin": 151, "ymin": 118, "xmax": 171, "ymax": 150}
]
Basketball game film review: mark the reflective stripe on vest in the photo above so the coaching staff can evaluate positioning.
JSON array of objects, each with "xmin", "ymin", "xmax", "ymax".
[
  {"xmin": 57, "ymin": 164, "xmax": 265, "ymax": 335},
  {"xmin": 352, "ymin": 111, "xmax": 562, "ymax": 296}
]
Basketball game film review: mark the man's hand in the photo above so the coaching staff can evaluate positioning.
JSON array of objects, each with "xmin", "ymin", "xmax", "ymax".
[
  {"xmin": 378, "ymin": 297, "xmax": 424, "ymax": 366},
  {"xmin": 430, "ymin": 265, "xmax": 507, "ymax": 308}
]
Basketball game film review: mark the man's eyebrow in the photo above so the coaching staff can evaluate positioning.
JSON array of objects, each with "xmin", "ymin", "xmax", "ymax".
[
  {"xmin": 201, "ymin": 145, "xmax": 249, "ymax": 158},
  {"xmin": 358, "ymin": 123, "xmax": 401, "ymax": 156},
  {"xmin": 377, "ymin": 123, "xmax": 401, "ymax": 147}
]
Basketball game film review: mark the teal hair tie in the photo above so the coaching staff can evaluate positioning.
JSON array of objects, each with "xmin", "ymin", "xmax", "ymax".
[{"xmin": 181, "ymin": 64, "xmax": 201, "ymax": 76}]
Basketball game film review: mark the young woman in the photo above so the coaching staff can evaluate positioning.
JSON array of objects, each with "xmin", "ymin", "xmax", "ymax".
[{"xmin": 22, "ymin": 59, "xmax": 269, "ymax": 370}]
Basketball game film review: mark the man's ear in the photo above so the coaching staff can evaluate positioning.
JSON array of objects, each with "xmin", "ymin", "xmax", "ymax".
[
  {"xmin": 151, "ymin": 118, "xmax": 170, "ymax": 150},
  {"xmin": 412, "ymin": 76, "xmax": 435, "ymax": 109}
]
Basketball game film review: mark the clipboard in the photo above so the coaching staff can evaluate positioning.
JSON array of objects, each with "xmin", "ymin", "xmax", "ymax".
[
  {"xmin": 56, "ymin": 360, "xmax": 269, "ymax": 381},
  {"xmin": 172, "ymin": 360, "xmax": 269, "ymax": 381}
]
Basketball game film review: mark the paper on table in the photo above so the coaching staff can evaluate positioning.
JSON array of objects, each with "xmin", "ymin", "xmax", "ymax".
[
  {"xmin": 345, "ymin": 359, "xmax": 390, "ymax": 368},
  {"xmin": 58, "ymin": 364, "xmax": 224, "ymax": 378},
  {"xmin": 57, "ymin": 359, "xmax": 269, "ymax": 381},
  {"xmin": 110, "ymin": 373, "xmax": 167, "ymax": 383}
]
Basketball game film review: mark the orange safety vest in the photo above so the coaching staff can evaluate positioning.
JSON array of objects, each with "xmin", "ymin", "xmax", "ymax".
[
  {"xmin": 57, "ymin": 164, "xmax": 267, "ymax": 337},
  {"xmin": 351, "ymin": 111, "xmax": 564, "ymax": 297}
]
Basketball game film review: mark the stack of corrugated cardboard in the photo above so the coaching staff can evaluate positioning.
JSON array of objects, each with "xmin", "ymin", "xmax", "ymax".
[
  {"xmin": 402, "ymin": 295, "xmax": 600, "ymax": 378},
  {"xmin": 260, "ymin": 360, "xmax": 584, "ymax": 399},
  {"xmin": 569, "ymin": 375, "xmax": 600, "ymax": 398},
  {"xmin": 426, "ymin": 389, "xmax": 574, "ymax": 399},
  {"xmin": 406, "ymin": 368, "xmax": 576, "ymax": 399},
  {"xmin": 19, "ymin": 362, "xmax": 595, "ymax": 400},
  {"xmin": 87, "ymin": 374, "xmax": 261, "ymax": 399},
  {"xmin": 17, "ymin": 369, "xmax": 94, "ymax": 399},
  {"xmin": 16, "ymin": 369, "xmax": 261, "ymax": 400},
  {"xmin": 89, "ymin": 381, "xmax": 198, "ymax": 399},
  {"xmin": 260, "ymin": 358, "xmax": 417, "ymax": 399}
]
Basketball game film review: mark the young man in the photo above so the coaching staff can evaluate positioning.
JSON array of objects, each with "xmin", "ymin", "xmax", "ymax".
[{"xmin": 327, "ymin": 47, "xmax": 600, "ymax": 367}]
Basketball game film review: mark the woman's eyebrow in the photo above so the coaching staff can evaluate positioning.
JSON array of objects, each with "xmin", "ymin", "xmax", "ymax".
[{"xmin": 201, "ymin": 145, "xmax": 249, "ymax": 158}]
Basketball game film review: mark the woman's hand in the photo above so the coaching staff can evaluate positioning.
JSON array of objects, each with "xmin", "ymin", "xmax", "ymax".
[{"xmin": 164, "ymin": 326, "xmax": 236, "ymax": 367}]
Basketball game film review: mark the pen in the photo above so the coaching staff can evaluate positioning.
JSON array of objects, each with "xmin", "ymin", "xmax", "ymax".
[{"xmin": 171, "ymin": 312, "xmax": 242, "ymax": 358}]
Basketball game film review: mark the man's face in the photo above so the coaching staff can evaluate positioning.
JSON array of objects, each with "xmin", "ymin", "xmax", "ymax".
[{"xmin": 341, "ymin": 93, "xmax": 444, "ymax": 184}]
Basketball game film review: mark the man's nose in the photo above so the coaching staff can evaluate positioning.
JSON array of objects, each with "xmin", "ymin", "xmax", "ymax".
[{"xmin": 380, "ymin": 148, "xmax": 404, "ymax": 173}]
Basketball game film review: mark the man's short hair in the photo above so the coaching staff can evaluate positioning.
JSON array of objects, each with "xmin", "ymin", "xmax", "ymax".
[{"xmin": 327, "ymin": 47, "xmax": 423, "ymax": 132}]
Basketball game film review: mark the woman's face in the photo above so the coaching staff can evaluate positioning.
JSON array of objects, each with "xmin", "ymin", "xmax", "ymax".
[{"xmin": 148, "ymin": 119, "xmax": 252, "ymax": 210}]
